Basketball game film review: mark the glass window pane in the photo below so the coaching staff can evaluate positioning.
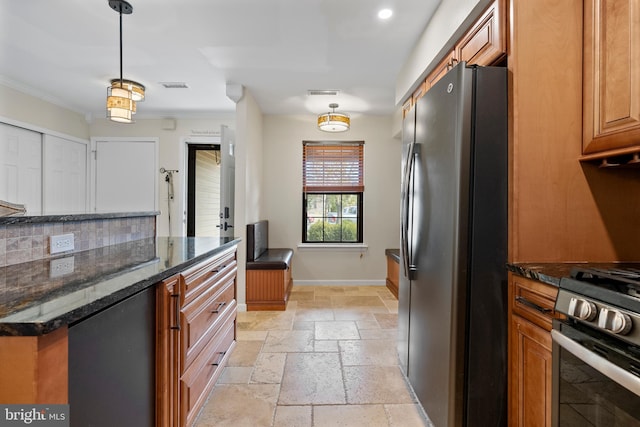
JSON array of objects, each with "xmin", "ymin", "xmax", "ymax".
[{"xmin": 303, "ymin": 192, "xmax": 362, "ymax": 243}]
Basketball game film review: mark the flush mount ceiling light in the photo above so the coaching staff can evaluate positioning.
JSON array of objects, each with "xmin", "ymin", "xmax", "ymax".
[
  {"xmin": 106, "ymin": 0, "xmax": 145, "ymax": 123},
  {"xmin": 317, "ymin": 103, "xmax": 350, "ymax": 132}
]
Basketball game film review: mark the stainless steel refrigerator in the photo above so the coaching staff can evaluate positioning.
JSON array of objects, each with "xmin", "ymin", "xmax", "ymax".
[{"xmin": 398, "ymin": 63, "xmax": 508, "ymax": 427}]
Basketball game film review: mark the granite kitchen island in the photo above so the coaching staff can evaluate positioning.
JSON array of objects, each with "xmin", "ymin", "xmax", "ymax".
[{"xmin": 0, "ymin": 233, "xmax": 239, "ymax": 427}]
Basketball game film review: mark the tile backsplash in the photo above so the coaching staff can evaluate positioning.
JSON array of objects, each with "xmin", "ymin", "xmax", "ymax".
[{"xmin": 0, "ymin": 216, "xmax": 156, "ymax": 267}]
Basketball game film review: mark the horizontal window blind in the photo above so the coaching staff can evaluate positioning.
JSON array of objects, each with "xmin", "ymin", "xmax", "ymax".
[{"xmin": 303, "ymin": 141, "xmax": 364, "ymax": 192}]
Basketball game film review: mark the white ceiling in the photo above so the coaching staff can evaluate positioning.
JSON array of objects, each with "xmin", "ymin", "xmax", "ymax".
[{"xmin": 0, "ymin": 0, "xmax": 441, "ymax": 120}]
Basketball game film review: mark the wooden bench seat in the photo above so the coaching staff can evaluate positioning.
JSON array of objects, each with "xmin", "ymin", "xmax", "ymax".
[{"xmin": 245, "ymin": 221, "xmax": 293, "ymax": 311}]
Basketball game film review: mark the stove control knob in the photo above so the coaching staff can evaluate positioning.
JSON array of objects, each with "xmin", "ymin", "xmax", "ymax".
[
  {"xmin": 598, "ymin": 308, "xmax": 633, "ymax": 335},
  {"xmin": 568, "ymin": 297, "xmax": 598, "ymax": 321}
]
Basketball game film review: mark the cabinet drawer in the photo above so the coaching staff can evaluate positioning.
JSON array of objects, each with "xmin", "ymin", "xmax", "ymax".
[
  {"xmin": 509, "ymin": 275, "xmax": 560, "ymax": 331},
  {"xmin": 181, "ymin": 248, "xmax": 237, "ymax": 306},
  {"xmin": 181, "ymin": 279, "xmax": 236, "ymax": 371},
  {"xmin": 180, "ymin": 320, "xmax": 235, "ymax": 427}
]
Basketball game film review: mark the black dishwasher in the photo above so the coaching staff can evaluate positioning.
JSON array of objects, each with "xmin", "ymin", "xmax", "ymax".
[{"xmin": 68, "ymin": 287, "xmax": 155, "ymax": 427}]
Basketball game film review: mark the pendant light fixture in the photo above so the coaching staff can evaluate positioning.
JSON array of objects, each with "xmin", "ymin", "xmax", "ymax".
[
  {"xmin": 106, "ymin": 0, "xmax": 145, "ymax": 123},
  {"xmin": 318, "ymin": 103, "xmax": 350, "ymax": 132}
]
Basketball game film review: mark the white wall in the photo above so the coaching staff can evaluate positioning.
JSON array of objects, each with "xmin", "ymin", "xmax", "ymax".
[
  {"xmin": 262, "ymin": 114, "xmax": 401, "ymax": 284},
  {"xmin": 234, "ymin": 90, "xmax": 264, "ymax": 310},
  {"xmin": 89, "ymin": 117, "xmax": 234, "ymax": 236},
  {"xmin": 395, "ymin": 0, "xmax": 491, "ymax": 104},
  {"xmin": 0, "ymin": 83, "xmax": 89, "ymax": 139}
]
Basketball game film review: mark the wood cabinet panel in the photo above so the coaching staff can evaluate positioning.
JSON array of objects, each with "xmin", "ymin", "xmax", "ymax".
[
  {"xmin": 181, "ymin": 282, "xmax": 236, "ymax": 372},
  {"xmin": 508, "ymin": 274, "xmax": 557, "ymax": 427},
  {"xmin": 0, "ymin": 327, "xmax": 68, "ymax": 404},
  {"xmin": 157, "ymin": 246, "xmax": 238, "ymax": 426},
  {"xmin": 511, "ymin": 276, "xmax": 559, "ymax": 331},
  {"xmin": 386, "ymin": 256, "xmax": 399, "ymax": 299},
  {"xmin": 180, "ymin": 320, "xmax": 235, "ymax": 427},
  {"xmin": 181, "ymin": 247, "xmax": 237, "ymax": 306},
  {"xmin": 426, "ymin": 50, "xmax": 457, "ymax": 89},
  {"xmin": 246, "ymin": 266, "xmax": 293, "ymax": 311},
  {"xmin": 156, "ymin": 276, "xmax": 180, "ymax": 427},
  {"xmin": 509, "ymin": 313, "xmax": 552, "ymax": 427},
  {"xmin": 457, "ymin": 0, "xmax": 506, "ymax": 66},
  {"xmin": 583, "ymin": 0, "xmax": 640, "ymax": 154}
]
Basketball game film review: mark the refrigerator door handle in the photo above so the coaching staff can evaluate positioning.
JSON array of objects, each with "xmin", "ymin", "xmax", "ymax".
[
  {"xmin": 401, "ymin": 142, "xmax": 413, "ymax": 278},
  {"xmin": 402, "ymin": 141, "xmax": 419, "ymax": 280}
]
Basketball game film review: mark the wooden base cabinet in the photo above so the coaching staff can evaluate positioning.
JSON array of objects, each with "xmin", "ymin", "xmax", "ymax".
[
  {"xmin": 508, "ymin": 273, "xmax": 560, "ymax": 427},
  {"xmin": 157, "ymin": 246, "xmax": 238, "ymax": 427},
  {"xmin": 509, "ymin": 311, "xmax": 553, "ymax": 427},
  {"xmin": 385, "ymin": 255, "xmax": 399, "ymax": 299}
]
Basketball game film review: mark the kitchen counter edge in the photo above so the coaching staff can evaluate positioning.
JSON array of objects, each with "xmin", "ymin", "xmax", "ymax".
[
  {"xmin": 0, "ymin": 237, "xmax": 240, "ymax": 336},
  {"xmin": 0, "ymin": 211, "xmax": 160, "ymax": 225}
]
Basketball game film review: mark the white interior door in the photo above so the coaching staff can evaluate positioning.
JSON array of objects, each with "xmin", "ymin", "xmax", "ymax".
[
  {"xmin": 93, "ymin": 138, "xmax": 157, "ymax": 213},
  {"xmin": 220, "ymin": 125, "xmax": 235, "ymax": 238},
  {"xmin": 43, "ymin": 134, "xmax": 89, "ymax": 214},
  {"xmin": 0, "ymin": 122, "xmax": 42, "ymax": 214}
]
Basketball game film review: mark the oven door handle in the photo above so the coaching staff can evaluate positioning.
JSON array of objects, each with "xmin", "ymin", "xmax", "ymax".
[{"xmin": 551, "ymin": 329, "xmax": 640, "ymax": 397}]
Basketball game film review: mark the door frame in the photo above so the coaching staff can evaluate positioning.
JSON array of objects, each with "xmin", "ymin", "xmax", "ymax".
[
  {"xmin": 182, "ymin": 136, "xmax": 221, "ymax": 236},
  {"xmin": 185, "ymin": 142, "xmax": 221, "ymax": 236}
]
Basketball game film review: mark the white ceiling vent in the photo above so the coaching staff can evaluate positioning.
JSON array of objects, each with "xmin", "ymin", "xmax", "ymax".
[
  {"xmin": 308, "ymin": 90, "xmax": 339, "ymax": 96},
  {"xmin": 160, "ymin": 82, "xmax": 189, "ymax": 89}
]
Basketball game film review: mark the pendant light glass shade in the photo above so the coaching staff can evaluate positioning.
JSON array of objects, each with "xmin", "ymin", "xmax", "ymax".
[
  {"xmin": 318, "ymin": 103, "xmax": 350, "ymax": 132},
  {"xmin": 111, "ymin": 78, "xmax": 145, "ymax": 102},
  {"xmin": 107, "ymin": 85, "xmax": 136, "ymax": 123}
]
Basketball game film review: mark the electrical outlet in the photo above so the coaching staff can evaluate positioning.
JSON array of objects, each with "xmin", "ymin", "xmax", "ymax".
[
  {"xmin": 50, "ymin": 256, "xmax": 75, "ymax": 278},
  {"xmin": 50, "ymin": 233, "xmax": 75, "ymax": 254}
]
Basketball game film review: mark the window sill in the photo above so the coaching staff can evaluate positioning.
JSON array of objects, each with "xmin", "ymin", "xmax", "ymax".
[{"xmin": 297, "ymin": 243, "xmax": 369, "ymax": 252}]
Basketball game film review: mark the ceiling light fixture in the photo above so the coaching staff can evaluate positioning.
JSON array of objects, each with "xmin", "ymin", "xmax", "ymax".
[
  {"xmin": 106, "ymin": 0, "xmax": 145, "ymax": 123},
  {"xmin": 378, "ymin": 8, "xmax": 393, "ymax": 20},
  {"xmin": 317, "ymin": 103, "xmax": 350, "ymax": 132}
]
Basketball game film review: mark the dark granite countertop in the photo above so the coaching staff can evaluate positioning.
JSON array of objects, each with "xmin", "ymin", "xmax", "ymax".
[
  {"xmin": 507, "ymin": 262, "xmax": 640, "ymax": 287},
  {"xmin": 0, "ymin": 211, "xmax": 160, "ymax": 225},
  {"xmin": 385, "ymin": 248, "xmax": 400, "ymax": 263},
  {"xmin": 0, "ymin": 236, "xmax": 240, "ymax": 336}
]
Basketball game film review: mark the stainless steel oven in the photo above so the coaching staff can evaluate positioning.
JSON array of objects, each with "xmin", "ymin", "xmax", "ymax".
[{"xmin": 553, "ymin": 267, "xmax": 640, "ymax": 426}]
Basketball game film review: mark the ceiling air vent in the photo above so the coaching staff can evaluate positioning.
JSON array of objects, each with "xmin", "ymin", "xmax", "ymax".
[
  {"xmin": 308, "ymin": 90, "xmax": 339, "ymax": 96},
  {"xmin": 160, "ymin": 82, "xmax": 189, "ymax": 89}
]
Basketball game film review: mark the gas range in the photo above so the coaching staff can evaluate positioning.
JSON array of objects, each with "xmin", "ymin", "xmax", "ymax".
[{"xmin": 555, "ymin": 266, "xmax": 640, "ymax": 347}]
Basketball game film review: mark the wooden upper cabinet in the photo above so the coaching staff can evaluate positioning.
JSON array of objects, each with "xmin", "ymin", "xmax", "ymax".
[
  {"xmin": 456, "ymin": 0, "xmax": 506, "ymax": 66},
  {"xmin": 400, "ymin": 0, "xmax": 506, "ymax": 111},
  {"xmin": 412, "ymin": 81, "xmax": 428, "ymax": 104},
  {"xmin": 426, "ymin": 50, "xmax": 458, "ymax": 89},
  {"xmin": 583, "ymin": 0, "xmax": 640, "ymax": 154},
  {"xmin": 402, "ymin": 98, "xmax": 413, "ymax": 119}
]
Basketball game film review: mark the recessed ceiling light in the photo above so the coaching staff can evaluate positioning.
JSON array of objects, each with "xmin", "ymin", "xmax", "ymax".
[{"xmin": 378, "ymin": 8, "xmax": 393, "ymax": 20}]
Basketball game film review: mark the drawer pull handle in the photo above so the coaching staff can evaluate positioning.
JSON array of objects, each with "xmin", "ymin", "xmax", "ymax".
[
  {"xmin": 211, "ymin": 352, "xmax": 226, "ymax": 366},
  {"xmin": 212, "ymin": 264, "xmax": 227, "ymax": 274},
  {"xmin": 211, "ymin": 301, "xmax": 226, "ymax": 314},
  {"xmin": 516, "ymin": 296, "xmax": 552, "ymax": 314},
  {"xmin": 170, "ymin": 293, "xmax": 181, "ymax": 330}
]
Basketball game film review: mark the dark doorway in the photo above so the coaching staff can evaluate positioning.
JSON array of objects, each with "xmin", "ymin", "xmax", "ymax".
[{"xmin": 187, "ymin": 143, "xmax": 221, "ymax": 237}]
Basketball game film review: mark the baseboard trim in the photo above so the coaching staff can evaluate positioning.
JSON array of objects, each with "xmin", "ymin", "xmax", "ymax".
[{"xmin": 292, "ymin": 279, "xmax": 386, "ymax": 286}]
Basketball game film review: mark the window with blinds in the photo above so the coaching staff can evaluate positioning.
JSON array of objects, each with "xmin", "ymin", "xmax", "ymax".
[{"xmin": 302, "ymin": 141, "xmax": 364, "ymax": 243}]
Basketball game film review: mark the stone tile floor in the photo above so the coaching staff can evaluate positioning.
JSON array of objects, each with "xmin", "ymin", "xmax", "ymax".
[{"xmin": 194, "ymin": 285, "xmax": 433, "ymax": 427}]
